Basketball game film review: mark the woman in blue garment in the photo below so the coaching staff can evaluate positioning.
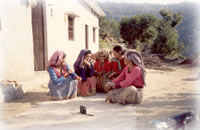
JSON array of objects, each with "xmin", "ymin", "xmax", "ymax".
[{"xmin": 47, "ymin": 50, "xmax": 81, "ymax": 101}]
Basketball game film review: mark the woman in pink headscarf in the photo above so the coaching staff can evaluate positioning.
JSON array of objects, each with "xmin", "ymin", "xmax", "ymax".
[{"xmin": 47, "ymin": 50, "xmax": 81, "ymax": 101}]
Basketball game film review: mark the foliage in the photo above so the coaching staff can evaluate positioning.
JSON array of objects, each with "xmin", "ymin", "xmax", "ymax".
[
  {"xmin": 99, "ymin": 16, "xmax": 120, "ymax": 41},
  {"xmin": 159, "ymin": 9, "xmax": 183, "ymax": 27},
  {"xmin": 99, "ymin": 39, "xmax": 114, "ymax": 50},
  {"xmin": 98, "ymin": 2, "xmax": 199, "ymax": 57},
  {"xmin": 120, "ymin": 14, "xmax": 159, "ymax": 51},
  {"xmin": 119, "ymin": 9, "xmax": 185, "ymax": 57},
  {"xmin": 151, "ymin": 9, "xmax": 184, "ymax": 57},
  {"xmin": 152, "ymin": 22, "xmax": 179, "ymax": 55}
]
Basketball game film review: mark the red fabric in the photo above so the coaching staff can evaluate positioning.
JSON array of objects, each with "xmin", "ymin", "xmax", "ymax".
[
  {"xmin": 51, "ymin": 65, "xmax": 67, "ymax": 78},
  {"xmin": 94, "ymin": 60, "xmax": 110, "ymax": 73},
  {"xmin": 112, "ymin": 66, "xmax": 144, "ymax": 88},
  {"xmin": 77, "ymin": 76, "xmax": 97, "ymax": 96},
  {"xmin": 110, "ymin": 58, "xmax": 125, "ymax": 75}
]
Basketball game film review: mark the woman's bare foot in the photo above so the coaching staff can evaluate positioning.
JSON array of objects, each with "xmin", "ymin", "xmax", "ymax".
[
  {"xmin": 50, "ymin": 97, "xmax": 68, "ymax": 101},
  {"xmin": 50, "ymin": 97, "xmax": 60, "ymax": 101},
  {"xmin": 91, "ymin": 88, "xmax": 96, "ymax": 95},
  {"xmin": 69, "ymin": 95, "xmax": 75, "ymax": 99},
  {"xmin": 82, "ymin": 92, "xmax": 93, "ymax": 96},
  {"xmin": 105, "ymin": 97, "xmax": 112, "ymax": 103}
]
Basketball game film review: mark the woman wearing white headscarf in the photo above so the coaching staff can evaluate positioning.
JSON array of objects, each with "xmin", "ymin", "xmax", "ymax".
[{"xmin": 105, "ymin": 49, "xmax": 146, "ymax": 104}]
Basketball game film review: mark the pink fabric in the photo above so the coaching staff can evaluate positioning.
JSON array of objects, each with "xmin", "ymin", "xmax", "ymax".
[
  {"xmin": 78, "ymin": 76, "xmax": 97, "ymax": 96},
  {"xmin": 47, "ymin": 50, "xmax": 64, "ymax": 69},
  {"xmin": 112, "ymin": 66, "xmax": 144, "ymax": 88}
]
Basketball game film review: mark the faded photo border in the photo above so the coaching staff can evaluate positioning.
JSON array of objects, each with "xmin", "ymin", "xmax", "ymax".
[{"xmin": 0, "ymin": 0, "xmax": 200, "ymax": 130}]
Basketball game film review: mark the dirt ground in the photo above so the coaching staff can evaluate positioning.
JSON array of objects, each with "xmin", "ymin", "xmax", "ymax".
[
  {"xmin": 0, "ymin": 84, "xmax": 50, "ymax": 121},
  {"xmin": 0, "ymin": 63, "xmax": 200, "ymax": 129}
]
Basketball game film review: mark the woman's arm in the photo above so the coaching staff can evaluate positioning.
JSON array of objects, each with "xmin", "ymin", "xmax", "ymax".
[
  {"xmin": 117, "ymin": 67, "xmax": 141, "ymax": 88},
  {"xmin": 65, "ymin": 64, "xmax": 79, "ymax": 80},
  {"xmin": 48, "ymin": 67, "xmax": 65, "ymax": 84},
  {"xmin": 112, "ymin": 66, "xmax": 127, "ymax": 84}
]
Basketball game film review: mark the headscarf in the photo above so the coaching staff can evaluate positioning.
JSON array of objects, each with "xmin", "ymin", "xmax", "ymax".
[
  {"xmin": 73, "ymin": 49, "xmax": 90, "ymax": 70},
  {"xmin": 96, "ymin": 49, "xmax": 110, "ymax": 61},
  {"xmin": 124, "ymin": 49, "xmax": 146, "ymax": 86},
  {"xmin": 47, "ymin": 50, "xmax": 64, "ymax": 69},
  {"xmin": 110, "ymin": 58, "xmax": 122, "ymax": 71}
]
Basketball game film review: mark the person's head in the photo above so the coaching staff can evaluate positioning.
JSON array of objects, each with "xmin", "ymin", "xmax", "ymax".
[
  {"xmin": 74, "ymin": 49, "xmax": 92, "ymax": 69},
  {"xmin": 124, "ymin": 49, "xmax": 143, "ymax": 67},
  {"xmin": 47, "ymin": 50, "xmax": 66, "ymax": 69},
  {"xmin": 98, "ymin": 49, "xmax": 109, "ymax": 63},
  {"xmin": 84, "ymin": 50, "xmax": 92, "ymax": 62},
  {"xmin": 112, "ymin": 45, "xmax": 125, "ymax": 59},
  {"xmin": 91, "ymin": 52, "xmax": 98, "ymax": 61}
]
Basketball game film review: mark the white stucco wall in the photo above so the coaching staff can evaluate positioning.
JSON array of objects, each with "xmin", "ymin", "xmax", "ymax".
[
  {"xmin": 45, "ymin": 0, "xmax": 100, "ymax": 68},
  {"xmin": 0, "ymin": 0, "xmax": 34, "ymax": 81},
  {"xmin": 0, "ymin": 0, "xmax": 101, "ymax": 81}
]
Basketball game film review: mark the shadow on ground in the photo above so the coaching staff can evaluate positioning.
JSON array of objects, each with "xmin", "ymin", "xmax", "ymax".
[
  {"xmin": 1, "ymin": 86, "xmax": 200, "ymax": 130},
  {"xmin": 135, "ymin": 92, "xmax": 200, "ymax": 129}
]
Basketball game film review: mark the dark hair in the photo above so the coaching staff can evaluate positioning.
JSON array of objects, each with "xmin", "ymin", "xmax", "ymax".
[
  {"xmin": 63, "ymin": 52, "xmax": 66, "ymax": 58},
  {"xmin": 55, "ymin": 52, "xmax": 66, "ymax": 63},
  {"xmin": 113, "ymin": 45, "xmax": 125, "ymax": 55},
  {"xmin": 85, "ymin": 50, "xmax": 92, "ymax": 56}
]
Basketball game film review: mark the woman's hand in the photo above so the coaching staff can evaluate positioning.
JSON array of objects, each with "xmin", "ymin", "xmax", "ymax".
[
  {"xmin": 104, "ymin": 82, "xmax": 115, "ymax": 92},
  {"xmin": 83, "ymin": 59, "xmax": 91, "ymax": 67},
  {"xmin": 64, "ymin": 69, "xmax": 74, "ymax": 77},
  {"xmin": 68, "ymin": 69, "xmax": 73, "ymax": 74},
  {"xmin": 98, "ymin": 72, "xmax": 103, "ymax": 76},
  {"xmin": 108, "ymin": 72, "xmax": 116, "ymax": 79},
  {"xmin": 64, "ymin": 72, "xmax": 69, "ymax": 77},
  {"xmin": 76, "ymin": 76, "xmax": 82, "ymax": 81},
  {"xmin": 104, "ymin": 84, "xmax": 111, "ymax": 92}
]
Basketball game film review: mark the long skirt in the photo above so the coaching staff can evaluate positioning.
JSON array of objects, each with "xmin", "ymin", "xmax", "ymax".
[
  {"xmin": 96, "ymin": 75, "xmax": 107, "ymax": 93},
  {"xmin": 106, "ymin": 86, "xmax": 143, "ymax": 104},
  {"xmin": 48, "ymin": 78, "xmax": 77, "ymax": 100},
  {"xmin": 101, "ymin": 73, "xmax": 115, "ymax": 92},
  {"xmin": 77, "ymin": 76, "xmax": 97, "ymax": 96}
]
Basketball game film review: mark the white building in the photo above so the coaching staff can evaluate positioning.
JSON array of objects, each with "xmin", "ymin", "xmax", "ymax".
[{"xmin": 0, "ymin": 0, "xmax": 105, "ymax": 81}]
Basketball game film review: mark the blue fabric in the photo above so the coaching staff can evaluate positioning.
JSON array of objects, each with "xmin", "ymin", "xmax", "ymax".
[
  {"xmin": 48, "ymin": 64, "xmax": 78, "ymax": 99},
  {"xmin": 65, "ymin": 64, "xmax": 78, "ymax": 79},
  {"xmin": 111, "ymin": 58, "xmax": 122, "ymax": 70},
  {"xmin": 48, "ymin": 68, "xmax": 65, "ymax": 84},
  {"xmin": 48, "ymin": 64, "xmax": 77, "ymax": 85},
  {"xmin": 48, "ymin": 78, "xmax": 77, "ymax": 99},
  {"xmin": 75, "ymin": 63, "xmax": 94, "ymax": 81}
]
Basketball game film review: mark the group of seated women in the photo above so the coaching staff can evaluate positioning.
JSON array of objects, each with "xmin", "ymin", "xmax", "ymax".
[{"xmin": 47, "ymin": 45, "xmax": 146, "ymax": 105}]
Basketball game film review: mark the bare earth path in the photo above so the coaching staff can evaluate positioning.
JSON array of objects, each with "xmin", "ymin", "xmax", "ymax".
[{"xmin": 0, "ymin": 64, "xmax": 200, "ymax": 130}]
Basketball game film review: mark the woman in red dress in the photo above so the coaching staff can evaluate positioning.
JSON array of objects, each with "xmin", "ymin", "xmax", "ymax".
[
  {"xmin": 108, "ymin": 45, "xmax": 126, "ymax": 80},
  {"xmin": 94, "ymin": 49, "xmax": 110, "ymax": 92}
]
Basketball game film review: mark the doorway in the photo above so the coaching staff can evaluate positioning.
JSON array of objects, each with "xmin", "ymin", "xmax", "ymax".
[
  {"xmin": 85, "ymin": 24, "xmax": 88, "ymax": 49},
  {"xmin": 32, "ymin": 1, "xmax": 47, "ymax": 71}
]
